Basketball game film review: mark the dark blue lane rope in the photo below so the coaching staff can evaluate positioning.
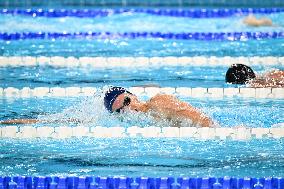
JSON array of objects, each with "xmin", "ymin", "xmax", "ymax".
[
  {"xmin": 0, "ymin": 31, "xmax": 283, "ymax": 41},
  {"xmin": 0, "ymin": 176, "xmax": 283, "ymax": 189},
  {"xmin": 1, "ymin": 8, "xmax": 284, "ymax": 18}
]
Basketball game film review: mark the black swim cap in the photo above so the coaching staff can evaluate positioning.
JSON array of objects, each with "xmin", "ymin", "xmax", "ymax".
[
  {"xmin": 104, "ymin": 87, "xmax": 132, "ymax": 112},
  {"xmin": 225, "ymin": 64, "xmax": 256, "ymax": 84}
]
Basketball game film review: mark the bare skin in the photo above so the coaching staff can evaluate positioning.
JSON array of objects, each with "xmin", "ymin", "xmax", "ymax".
[
  {"xmin": 112, "ymin": 93, "xmax": 214, "ymax": 127},
  {"xmin": 248, "ymin": 70, "xmax": 284, "ymax": 87},
  {"xmin": 1, "ymin": 93, "xmax": 215, "ymax": 127},
  {"xmin": 243, "ymin": 14, "xmax": 273, "ymax": 27},
  {"xmin": 0, "ymin": 119, "xmax": 38, "ymax": 124},
  {"xmin": 0, "ymin": 118, "xmax": 80, "ymax": 125}
]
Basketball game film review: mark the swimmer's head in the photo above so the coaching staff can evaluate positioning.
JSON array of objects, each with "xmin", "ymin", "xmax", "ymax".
[
  {"xmin": 225, "ymin": 64, "xmax": 256, "ymax": 84},
  {"xmin": 104, "ymin": 86, "xmax": 132, "ymax": 113}
]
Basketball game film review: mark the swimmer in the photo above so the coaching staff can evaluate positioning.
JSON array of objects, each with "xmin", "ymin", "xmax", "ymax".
[
  {"xmin": 225, "ymin": 64, "xmax": 284, "ymax": 87},
  {"xmin": 104, "ymin": 87, "xmax": 214, "ymax": 127},
  {"xmin": 1, "ymin": 87, "xmax": 215, "ymax": 127},
  {"xmin": 243, "ymin": 14, "xmax": 273, "ymax": 27}
]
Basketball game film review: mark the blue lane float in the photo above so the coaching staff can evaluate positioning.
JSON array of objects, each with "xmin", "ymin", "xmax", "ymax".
[
  {"xmin": 0, "ymin": 31, "xmax": 283, "ymax": 41},
  {"xmin": 1, "ymin": 8, "xmax": 284, "ymax": 18},
  {"xmin": 0, "ymin": 177, "xmax": 283, "ymax": 189}
]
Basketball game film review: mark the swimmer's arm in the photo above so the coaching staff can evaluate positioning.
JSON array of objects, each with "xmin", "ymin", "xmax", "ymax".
[
  {"xmin": 175, "ymin": 108, "xmax": 214, "ymax": 127},
  {"xmin": 248, "ymin": 71, "xmax": 284, "ymax": 87},
  {"xmin": 0, "ymin": 119, "xmax": 39, "ymax": 125},
  {"xmin": 0, "ymin": 118, "xmax": 81, "ymax": 125}
]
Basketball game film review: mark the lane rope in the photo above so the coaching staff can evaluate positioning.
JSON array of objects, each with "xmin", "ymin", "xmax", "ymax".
[
  {"xmin": 1, "ymin": 8, "xmax": 284, "ymax": 18},
  {"xmin": 0, "ymin": 56, "xmax": 283, "ymax": 67},
  {"xmin": 1, "ymin": 125, "xmax": 284, "ymax": 140},
  {"xmin": 0, "ymin": 31, "xmax": 283, "ymax": 41},
  {"xmin": 0, "ymin": 87, "xmax": 283, "ymax": 99},
  {"xmin": 0, "ymin": 176, "xmax": 283, "ymax": 188}
]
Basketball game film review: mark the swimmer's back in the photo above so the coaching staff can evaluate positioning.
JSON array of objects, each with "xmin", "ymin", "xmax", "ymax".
[{"xmin": 148, "ymin": 94, "xmax": 193, "ymax": 111}]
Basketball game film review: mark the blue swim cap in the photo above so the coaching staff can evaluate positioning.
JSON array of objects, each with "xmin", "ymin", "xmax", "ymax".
[{"xmin": 104, "ymin": 87, "xmax": 132, "ymax": 112}]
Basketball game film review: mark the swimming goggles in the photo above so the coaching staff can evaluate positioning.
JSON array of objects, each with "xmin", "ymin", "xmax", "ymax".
[{"xmin": 115, "ymin": 96, "xmax": 131, "ymax": 113}]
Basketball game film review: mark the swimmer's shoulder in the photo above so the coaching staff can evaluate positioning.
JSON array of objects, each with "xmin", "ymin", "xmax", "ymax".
[
  {"xmin": 149, "ymin": 94, "xmax": 177, "ymax": 102},
  {"xmin": 267, "ymin": 70, "xmax": 284, "ymax": 77}
]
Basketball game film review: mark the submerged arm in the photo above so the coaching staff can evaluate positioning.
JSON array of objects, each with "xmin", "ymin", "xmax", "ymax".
[
  {"xmin": 175, "ymin": 108, "xmax": 214, "ymax": 127},
  {"xmin": 0, "ymin": 119, "xmax": 39, "ymax": 125},
  {"xmin": 0, "ymin": 118, "xmax": 81, "ymax": 125}
]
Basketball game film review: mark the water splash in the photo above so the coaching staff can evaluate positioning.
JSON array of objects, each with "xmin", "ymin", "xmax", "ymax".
[
  {"xmin": 36, "ymin": 87, "xmax": 202, "ymax": 128},
  {"xmin": 36, "ymin": 88, "xmax": 163, "ymax": 127}
]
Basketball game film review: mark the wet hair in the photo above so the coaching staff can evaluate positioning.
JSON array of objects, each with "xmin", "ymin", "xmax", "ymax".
[
  {"xmin": 225, "ymin": 64, "xmax": 256, "ymax": 84},
  {"xmin": 104, "ymin": 86, "xmax": 132, "ymax": 112}
]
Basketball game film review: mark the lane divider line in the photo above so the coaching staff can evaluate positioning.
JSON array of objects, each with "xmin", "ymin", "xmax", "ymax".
[
  {"xmin": 0, "ymin": 56, "xmax": 283, "ymax": 67},
  {"xmin": 0, "ymin": 176, "xmax": 282, "ymax": 189},
  {"xmin": 0, "ymin": 31, "xmax": 283, "ymax": 41},
  {"xmin": 0, "ymin": 126, "xmax": 283, "ymax": 140},
  {"xmin": 0, "ymin": 87, "xmax": 283, "ymax": 99},
  {"xmin": 1, "ymin": 8, "xmax": 284, "ymax": 18}
]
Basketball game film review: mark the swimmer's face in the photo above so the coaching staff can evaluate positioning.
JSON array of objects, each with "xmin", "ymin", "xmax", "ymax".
[{"xmin": 112, "ymin": 93, "xmax": 142, "ymax": 113}]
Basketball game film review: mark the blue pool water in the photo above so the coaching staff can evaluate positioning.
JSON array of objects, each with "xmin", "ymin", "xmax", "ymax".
[
  {"xmin": 1, "ymin": 13, "xmax": 284, "ymax": 33},
  {"xmin": 1, "ymin": 138, "xmax": 284, "ymax": 177},
  {"xmin": 1, "ymin": 11, "xmax": 284, "ymax": 57},
  {"xmin": 2, "ymin": 38, "xmax": 284, "ymax": 57},
  {"xmin": 2, "ymin": 65, "xmax": 283, "ymax": 88},
  {"xmin": 1, "ymin": 6, "xmax": 284, "ymax": 178},
  {"xmin": 1, "ymin": 96, "xmax": 283, "ymax": 128}
]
